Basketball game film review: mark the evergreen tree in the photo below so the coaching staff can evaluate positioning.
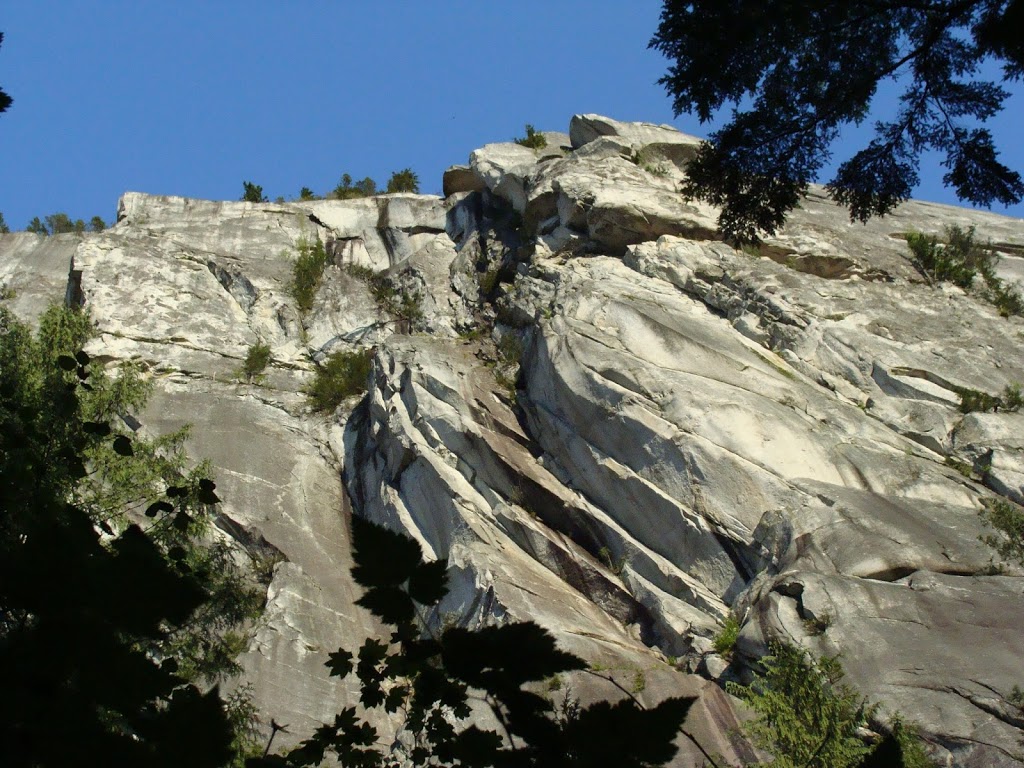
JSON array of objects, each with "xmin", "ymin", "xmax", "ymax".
[
  {"xmin": 333, "ymin": 173, "xmax": 378, "ymax": 200},
  {"xmin": 0, "ymin": 305, "xmax": 265, "ymax": 765},
  {"xmin": 44, "ymin": 212, "xmax": 75, "ymax": 235},
  {"xmin": 650, "ymin": 0, "xmax": 1024, "ymax": 241},
  {"xmin": 242, "ymin": 182, "xmax": 268, "ymax": 203},
  {"xmin": 90, "ymin": 215, "xmax": 107, "ymax": 232},
  {"xmin": 386, "ymin": 168, "xmax": 420, "ymax": 194},
  {"xmin": 26, "ymin": 217, "xmax": 48, "ymax": 235},
  {"xmin": 0, "ymin": 212, "xmax": 10, "ymax": 234},
  {"xmin": 727, "ymin": 642, "xmax": 928, "ymax": 768}
]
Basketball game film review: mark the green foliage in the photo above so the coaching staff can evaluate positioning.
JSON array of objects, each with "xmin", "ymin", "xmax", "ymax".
[
  {"xmin": 298, "ymin": 186, "xmax": 316, "ymax": 201},
  {"xmin": 333, "ymin": 173, "xmax": 377, "ymax": 200},
  {"xmin": 2, "ymin": 306, "xmax": 264, "ymax": 683},
  {"xmin": 906, "ymin": 226, "xmax": 1024, "ymax": 318},
  {"xmin": 305, "ymin": 347, "xmax": 374, "ymax": 413},
  {"xmin": 241, "ymin": 181, "xmax": 268, "ymax": 203},
  {"xmin": 889, "ymin": 717, "xmax": 938, "ymax": 768},
  {"xmin": 712, "ymin": 614, "xmax": 741, "ymax": 657},
  {"xmin": 802, "ymin": 612, "xmax": 832, "ymax": 636},
  {"xmin": 241, "ymin": 341, "xmax": 272, "ymax": 382},
  {"xmin": 729, "ymin": 643, "xmax": 931, "ymax": 768},
  {"xmin": 386, "ymin": 167, "xmax": 420, "ymax": 194},
  {"xmin": 651, "ymin": 1, "xmax": 1024, "ymax": 240},
  {"xmin": 728, "ymin": 643, "xmax": 872, "ymax": 768},
  {"xmin": 0, "ymin": 211, "xmax": 9, "ymax": 233},
  {"xmin": 477, "ymin": 266, "xmax": 500, "ymax": 296},
  {"xmin": 344, "ymin": 263, "xmax": 377, "ymax": 282},
  {"xmin": 23, "ymin": 213, "xmax": 100, "ymax": 236},
  {"xmin": 0, "ymin": 306, "xmax": 261, "ymax": 766},
  {"xmin": 514, "ymin": 124, "xmax": 548, "ymax": 150},
  {"xmin": 290, "ymin": 236, "xmax": 330, "ymax": 315},
  {"xmin": 0, "ymin": 283, "xmax": 14, "ymax": 301},
  {"xmin": 980, "ymin": 497, "xmax": 1024, "ymax": 566},
  {"xmin": 956, "ymin": 382, "xmax": 1023, "ymax": 413},
  {"xmin": 497, "ymin": 331, "xmax": 523, "ymax": 367},
  {"xmin": 599, "ymin": 546, "xmax": 629, "ymax": 576},
  {"xmin": 90, "ymin": 215, "xmax": 107, "ymax": 232},
  {"xmin": 345, "ymin": 265, "xmax": 423, "ymax": 331},
  {"xmin": 368, "ymin": 273, "xmax": 423, "ymax": 332},
  {"xmin": 249, "ymin": 516, "xmax": 696, "ymax": 768},
  {"xmin": 906, "ymin": 228, "xmax": 984, "ymax": 289},
  {"xmin": 47, "ymin": 213, "xmax": 73, "ymax": 234}
]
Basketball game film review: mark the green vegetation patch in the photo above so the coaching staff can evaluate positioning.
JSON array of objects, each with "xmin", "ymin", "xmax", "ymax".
[
  {"xmin": 290, "ymin": 236, "xmax": 329, "ymax": 315},
  {"xmin": 981, "ymin": 497, "xmax": 1024, "ymax": 566},
  {"xmin": 240, "ymin": 341, "xmax": 272, "ymax": 382},
  {"xmin": 306, "ymin": 347, "xmax": 374, "ymax": 413},
  {"xmin": 728, "ymin": 643, "xmax": 935, "ymax": 767},
  {"xmin": 712, "ymin": 614, "xmax": 740, "ymax": 657},
  {"xmin": 955, "ymin": 382, "xmax": 1022, "ymax": 414},
  {"xmin": 514, "ymin": 124, "xmax": 547, "ymax": 150},
  {"xmin": 906, "ymin": 225, "xmax": 1024, "ymax": 317}
]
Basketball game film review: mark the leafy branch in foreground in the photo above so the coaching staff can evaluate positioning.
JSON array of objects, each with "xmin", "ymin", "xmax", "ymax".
[
  {"xmin": 250, "ymin": 516, "xmax": 696, "ymax": 767},
  {"xmin": 651, "ymin": 1, "xmax": 1024, "ymax": 241}
]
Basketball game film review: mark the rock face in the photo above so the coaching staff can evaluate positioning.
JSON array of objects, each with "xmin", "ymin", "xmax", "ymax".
[{"xmin": 3, "ymin": 113, "xmax": 1024, "ymax": 767}]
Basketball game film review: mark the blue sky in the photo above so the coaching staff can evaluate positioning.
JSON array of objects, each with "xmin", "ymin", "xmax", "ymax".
[{"xmin": 2, "ymin": 1, "xmax": 1022, "ymax": 230}]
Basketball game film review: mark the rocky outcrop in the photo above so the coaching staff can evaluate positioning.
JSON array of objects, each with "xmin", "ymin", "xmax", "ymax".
[{"xmin": 3, "ymin": 113, "xmax": 1023, "ymax": 767}]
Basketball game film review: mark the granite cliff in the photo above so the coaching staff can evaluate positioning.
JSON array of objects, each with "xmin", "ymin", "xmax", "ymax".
[{"xmin": 3, "ymin": 114, "xmax": 1023, "ymax": 767}]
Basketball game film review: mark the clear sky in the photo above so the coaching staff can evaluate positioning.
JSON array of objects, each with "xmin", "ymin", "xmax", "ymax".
[{"xmin": 2, "ymin": 1, "xmax": 1022, "ymax": 231}]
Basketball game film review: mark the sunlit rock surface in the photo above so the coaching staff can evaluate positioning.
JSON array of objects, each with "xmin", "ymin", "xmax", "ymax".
[{"xmin": 3, "ymin": 113, "xmax": 1023, "ymax": 767}]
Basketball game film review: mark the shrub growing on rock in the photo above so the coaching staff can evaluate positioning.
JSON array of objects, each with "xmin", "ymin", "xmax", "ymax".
[
  {"xmin": 514, "ymin": 123, "xmax": 548, "ymax": 150},
  {"xmin": 712, "ymin": 614, "xmax": 740, "ymax": 657},
  {"xmin": 906, "ymin": 225, "xmax": 1024, "ymax": 317},
  {"xmin": 305, "ymin": 347, "xmax": 374, "ymax": 413},
  {"xmin": 241, "ymin": 341, "xmax": 272, "ymax": 382},
  {"xmin": 906, "ymin": 226, "xmax": 988, "ymax": 289},
  {"xmin": 290, "ymin": 237, "xmax": 329, "ymax": 316},
  {"xmin": 981, "ymin": 497, "xmax": 1024, "ymax": 566}
]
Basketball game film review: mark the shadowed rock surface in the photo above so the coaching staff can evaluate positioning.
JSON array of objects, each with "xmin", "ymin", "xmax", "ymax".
[{"xmin": 3, "ymin": 113, "xmax": 1023, "ymax": 766}]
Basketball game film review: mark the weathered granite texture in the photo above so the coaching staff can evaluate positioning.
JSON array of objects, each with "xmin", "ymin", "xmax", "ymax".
[{"xmin": 3, "ymin": 113, "xmax": 1023, "ymax": 766}]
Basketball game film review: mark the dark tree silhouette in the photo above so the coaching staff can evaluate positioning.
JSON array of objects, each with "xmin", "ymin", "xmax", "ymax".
[
  {"xmin": 0, "ymin": 33, "xmax": 11, "ymax": 115},
  {"xmin": 0, "ymin": 305, "xmax": 264, "ymax": 766},
  {"xmin": 0, "ymin": 322, "xmax": 235, "ymax": 767},
  {"xmin": 249, "ymin": 515, "xmax": 697, "ymax": 767},
  {"xmin": 650, "ymin": 0, "xmax": 1024, "ymax": 240}
]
